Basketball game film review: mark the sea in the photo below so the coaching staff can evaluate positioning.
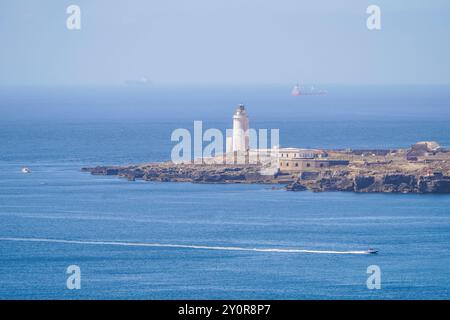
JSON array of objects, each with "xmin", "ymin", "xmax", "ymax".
[{"xmin": 0, "ymin": 85, "xmax": 449, "ymax": 299}]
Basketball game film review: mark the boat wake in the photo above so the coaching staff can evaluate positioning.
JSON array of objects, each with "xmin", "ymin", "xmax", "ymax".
[{"xmin": 0, "ymin": 237, "xmax": 371, "ymax": 255}]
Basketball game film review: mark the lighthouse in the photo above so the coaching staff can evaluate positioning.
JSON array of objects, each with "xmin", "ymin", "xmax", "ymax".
[{"xmin": 232, "ymin": 104, "xmax": 250, "ymax": 153}]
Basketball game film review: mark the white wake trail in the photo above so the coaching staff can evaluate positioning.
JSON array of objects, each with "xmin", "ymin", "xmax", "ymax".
[{"xmin": 0, "ymin": 237, "xmax": 370, "ymax": 255}]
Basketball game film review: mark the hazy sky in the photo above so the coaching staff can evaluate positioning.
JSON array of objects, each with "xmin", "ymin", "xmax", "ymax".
[{"xmin": 1, "ymin": 0, "xmax": 450, "ymax": 86}]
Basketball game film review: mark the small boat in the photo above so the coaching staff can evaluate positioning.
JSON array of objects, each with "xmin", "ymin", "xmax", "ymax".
[
  {"xmin": 21, "ymin": 167, "xmax": 31, "ymax": 174},
  {"xmin": 367, "ymin": 248, "xmax": 378, "ymax": 254}
]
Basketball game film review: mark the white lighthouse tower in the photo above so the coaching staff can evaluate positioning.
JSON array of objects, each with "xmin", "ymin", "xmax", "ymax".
[{"xmin": 232, "ymin": 104, "xmax": 249, "ymax": 153}]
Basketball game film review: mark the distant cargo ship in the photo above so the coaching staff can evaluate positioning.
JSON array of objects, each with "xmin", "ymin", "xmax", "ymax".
[
  {"xmin": 125, "ymin": 77, "xmax": 150, "ymax": 87},
  {"xmin": 291, "ymin": 83, "xmax": 327, "ymax": 96},
  {"xmin": 291, "ymin": 84, "xmax": 301, "ymax": 96}
]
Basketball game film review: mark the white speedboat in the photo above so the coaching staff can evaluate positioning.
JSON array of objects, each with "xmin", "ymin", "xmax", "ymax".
[
  {"xmin": 21, "ymin": 167, "xmax": 31, "ymax": 174},
  {"xmin": 367, "ymin": 248, "xmax": 378, "ymax": 254}
]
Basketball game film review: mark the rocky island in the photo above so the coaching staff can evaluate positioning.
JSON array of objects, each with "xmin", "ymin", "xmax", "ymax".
[{"xmin": 82, "ymin": 141, "xmax": 450, "ymax": 194}]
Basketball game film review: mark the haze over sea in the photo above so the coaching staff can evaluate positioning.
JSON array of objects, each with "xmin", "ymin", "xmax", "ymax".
[{"xmin": 0, "ymin": 85, "xmax": 449, "ymax": 299}]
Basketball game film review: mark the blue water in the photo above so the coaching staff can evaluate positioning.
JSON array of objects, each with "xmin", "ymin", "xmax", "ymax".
[{"xmin": 0, "ymin": 86, "xmax": 449, "ymax": 299}]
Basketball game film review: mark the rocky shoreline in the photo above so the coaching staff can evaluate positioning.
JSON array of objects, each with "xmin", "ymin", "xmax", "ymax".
[
  {"xmin": 285, "ymin": 170, "xmax": 450, "ymax": 193},
  {"xmin": 82, "ymin": 144, "xmax": 450, "ymax": 194},
  {"xmin": 82, "ymin": 163, "xmax": 277, "ymax": 184}
]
